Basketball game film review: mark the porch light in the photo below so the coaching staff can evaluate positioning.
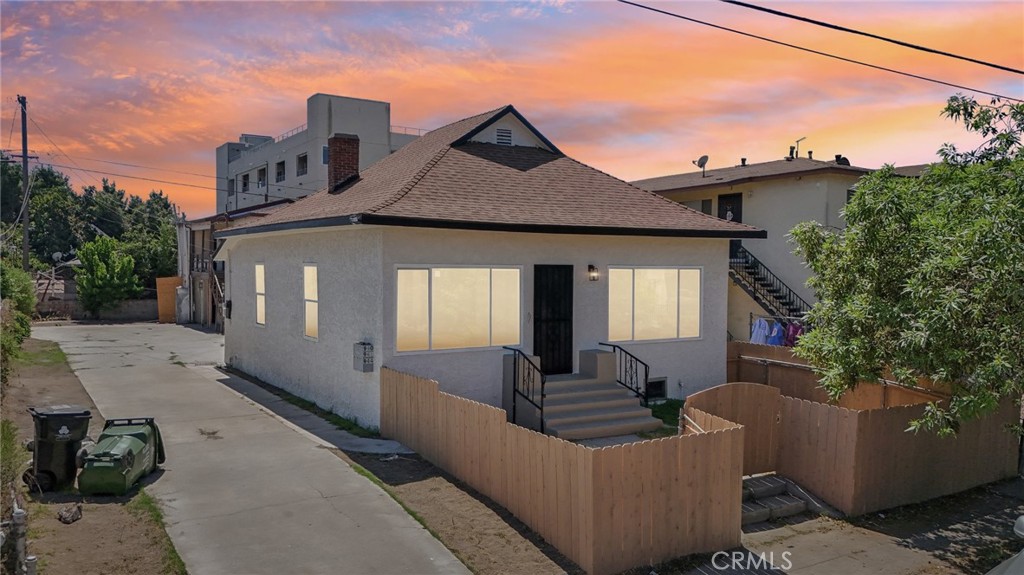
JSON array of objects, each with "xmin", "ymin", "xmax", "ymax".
[{"xmin": 588, "ymin": 265, "xmax": 599, "ymax": 281}]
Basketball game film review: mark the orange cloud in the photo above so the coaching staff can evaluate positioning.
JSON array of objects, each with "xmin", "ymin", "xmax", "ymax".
[{"xmin": 1, "ymin": 1, "xmax": 1020, "ymax": 217}]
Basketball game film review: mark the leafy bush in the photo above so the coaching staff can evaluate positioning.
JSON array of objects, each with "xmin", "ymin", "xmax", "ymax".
[
  {"xmin": 76, "ymin": 236, "xmax": 142, "ymax": 317},
  {"xmin": 0, "ymin": 259, "xmax": 35, "ymax": 317}
]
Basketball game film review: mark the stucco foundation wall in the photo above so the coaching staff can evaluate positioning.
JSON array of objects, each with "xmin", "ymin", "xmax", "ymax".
[
  {"xmin": 381, "ymin": 228, "xmax": 731, "ymax": 406},
  {"xmin": 223, "ymin": 228, "xmax": 384, "ymax": 428}
]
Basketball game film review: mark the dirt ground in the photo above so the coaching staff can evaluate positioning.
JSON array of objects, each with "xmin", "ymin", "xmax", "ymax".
[
  {"xmin": 344, "ymin": 450, "xmax": 586, "ymax": 575},
  {"xmin": 1, "ymin": 338, "xmax": 180, "ymax": 575}
]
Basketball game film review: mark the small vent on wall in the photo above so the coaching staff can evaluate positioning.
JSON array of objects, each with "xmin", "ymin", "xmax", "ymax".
[
  {"xmin": 647, "ymin": 377, "xmax": 667, "ymax": 400},
  {"xmin": 496, "ymin": 128, "xmax": 513, "ymax": 146}
]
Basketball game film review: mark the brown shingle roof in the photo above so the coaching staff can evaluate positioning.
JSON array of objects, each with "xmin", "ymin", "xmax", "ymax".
[
  {"xmin": 221, "ymin": 106, "xmax": 764, "ymax": 239},
  {"xmin": 633, "ymin": 157, "xmax": 871, "ymax": 193}
]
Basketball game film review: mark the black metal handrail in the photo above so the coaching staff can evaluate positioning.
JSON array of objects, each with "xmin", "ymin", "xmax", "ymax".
[
  {"xmin": 598, "ymin": 343, "xmax": 650, "ymax": 405},
  {"xmin": 730, "ymin": 245, "xmax": 812, "ymax": 316},
  {"xmin": 502, "ymin": 347, "xmax": 546, "ymax": 432}
]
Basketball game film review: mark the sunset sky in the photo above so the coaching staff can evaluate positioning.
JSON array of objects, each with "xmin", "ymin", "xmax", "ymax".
[{"xmin": 1, "ymin": 1, "xmax": 1021, "ymax": 218}]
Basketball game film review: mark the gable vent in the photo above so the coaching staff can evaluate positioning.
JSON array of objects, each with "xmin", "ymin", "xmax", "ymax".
[{"xmin": 496, "ymin": 127, "xmax": 513, "ymax": 146}]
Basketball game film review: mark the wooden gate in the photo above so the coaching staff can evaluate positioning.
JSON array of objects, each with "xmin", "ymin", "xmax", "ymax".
[{"xmin": 686, "ymin": 383, "xmax": 781, "ymax": 475}]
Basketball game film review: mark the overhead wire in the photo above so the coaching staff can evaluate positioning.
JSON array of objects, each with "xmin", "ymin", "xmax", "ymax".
[
  {"xmin": 617, "ymin": 0, "xmax": 1023, "ymax": 102},
  {"xmin": 27, "ymin": 115, "xmax": 103, "ymax": 187},
  {"xmin": 718, "ymin": 0, "xmax": 1024, "ymax": 76}
]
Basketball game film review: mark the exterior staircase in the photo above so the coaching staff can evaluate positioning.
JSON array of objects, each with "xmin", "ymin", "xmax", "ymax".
[
  {"xmin": 504, "ymin": 349, "xmax": 662, "ymax": 440},
  {"xmin": 741, "ymin": 475, "xmax": 808, "ymax": 526},
  {"xmin": 729, "ymin": 245, "xmax": 811, "ymax": 319}
]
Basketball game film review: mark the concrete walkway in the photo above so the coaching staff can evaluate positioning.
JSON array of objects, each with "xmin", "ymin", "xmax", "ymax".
[{"xmin": 35, "ymin": 322, "xmax": 467, "ymax": 575}]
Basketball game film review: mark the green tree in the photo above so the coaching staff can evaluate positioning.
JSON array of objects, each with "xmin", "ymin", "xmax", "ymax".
[
  {"xmin": 791, "ymin": 96, "xmax": 1024, "ymax": 435},
  {"xmin": 75, "ymin": 236, "xmax": 141, "ymax": 318},
  {"xmin": 122, "ymin": 191, "xmax": 179, "ymax": 289},
  {"xmin": 28, "ymin": 166, "xmax": 83, "ymax": 266},
  {"xmin": 1, "ymin": 152, "xmax": 24, "ymax": 224}
]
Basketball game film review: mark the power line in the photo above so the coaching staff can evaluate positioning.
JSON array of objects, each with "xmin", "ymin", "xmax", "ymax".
[
  {"xmin": 617, "ymin": 0, "xmax": 1023, "ymax": 103},
  {"xmin": 37, "ymin": 150, "xmax": 324, "ymax": 196},
  {"xmin": 719, "ymin": 0, "xmax": 1024, "ymax": 76},
  {"xmin": 39, "ymin": 161, "xmax": 298, "ymax": 200},
  {"xmin": 27, "ymin": 115, "xmax": 103, "ymax": 187},
  {"xmin": 6, "ymin": 106, "xmax": 16, "ymax": 149}
]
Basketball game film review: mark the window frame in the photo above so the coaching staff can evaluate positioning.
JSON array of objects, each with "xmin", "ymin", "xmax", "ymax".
[
  {"xmin": 275, "ymin": 161, "xmax": 286, "ymax": 183},
  {"xmin": 254, "ymin": 263, "xmax": 266, "ymax": 327},
  {"xmin": 322, "ymin": 145, "xmax": 329, "ymax": 165},
  {"xmin": 241, "ymin": 173, "xmax": 250, "ymax": 192},
  {"xmin": 296, "ymin": 153, "xmax": 308, "ymax": 176},
  {"xmin": 606, "ymin": 265, "xmax": 703, "ymax": 344},
  {"xmin": 302, "ymin": 263, "xmax": 318, "ymax": 341},
  {"xmin": 393, "ymin": 264, "xmax": 523, "ymax": 355}
]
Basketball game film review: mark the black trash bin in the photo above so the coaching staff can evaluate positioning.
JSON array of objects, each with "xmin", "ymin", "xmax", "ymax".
[{"xmin": 23, "ymin": 405, "xmax": 92, "ymax": 492}]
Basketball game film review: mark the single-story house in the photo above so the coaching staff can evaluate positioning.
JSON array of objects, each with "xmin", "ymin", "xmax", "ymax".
[{"xmin": 215, "ymin": 105, "xmax": 764, "ymax": 433}]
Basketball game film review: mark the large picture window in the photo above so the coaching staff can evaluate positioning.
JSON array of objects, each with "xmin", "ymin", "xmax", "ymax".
[
  {"xmin": 255, "ymin": 263, "xmax": 266, "ymax": 326},
  {"xmin": 396, "ymin": 267, "xmax": 521, "ymax": 352},
  {"xmin": 608, "ymin": 267, "xmax": 701, "ymax": 341},
  {"xmin": 303, "ymin": 265, "xmax": 318, "ymax": 339}
]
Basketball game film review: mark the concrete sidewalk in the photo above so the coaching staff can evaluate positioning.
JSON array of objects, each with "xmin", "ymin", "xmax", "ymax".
[{"xmin": 35, "ymin": 323, "xmax": 468, "ymax": 575}]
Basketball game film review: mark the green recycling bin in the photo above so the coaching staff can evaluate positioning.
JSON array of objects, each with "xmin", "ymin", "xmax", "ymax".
[
  {"xmin": 23, "ymin": 405, "xmax": 92, "ymax": 492},
  {"xmin": 78, "ymin": 418, "xmax": 165, "ymax": 496}
]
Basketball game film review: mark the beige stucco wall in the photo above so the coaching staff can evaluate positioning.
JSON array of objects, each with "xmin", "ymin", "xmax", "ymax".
[
  {"xmin": 661, "ymin": 173, "xmax": 860, "ymax": 303},
  {"xmin": 727, "ymin": 280, "xmax": 767, "ymax": 342},
  {"xmin": 381, "ymin": 228, "xmax": 731, "ymax": 407},
  {"xmin": 223, "ymin": 225, "xmax": 734, "ymax": 428},
  {"xmin": 222, "ymin": 227, "xmax": 385, "ymax": 428}
]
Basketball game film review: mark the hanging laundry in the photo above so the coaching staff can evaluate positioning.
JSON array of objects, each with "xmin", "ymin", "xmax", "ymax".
[
  {"xmin": 766, "ymin": 321, "xmax": 786, "ymax": 346},
  {"xmin": 784, "ymin": 322, "xmax": 802, "ymax": 347},
  {"xmin": 750, "ymin": 318, "xmax": 770, "ymax": 345}
]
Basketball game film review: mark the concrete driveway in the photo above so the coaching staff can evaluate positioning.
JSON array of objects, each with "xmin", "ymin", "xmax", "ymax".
[{"xmin": 35, "ymin": 322, "xmax": 468, "ymax": 575}]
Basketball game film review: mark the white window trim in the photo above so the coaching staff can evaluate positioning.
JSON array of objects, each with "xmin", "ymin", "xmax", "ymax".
[
  {"xmin": 303, "ymin": 263, "xmax": 319, "ymax": 341},
  {"xmin": 254, "ymin": 262, "xmax": 266, "ymax": 328},
  {"xmin": 393, "ymin": 264, "xmax": 524, "ymax": 354},
  {"xmin": 606, "ymin": 265, "xmax": 704, "ymax": 344}
]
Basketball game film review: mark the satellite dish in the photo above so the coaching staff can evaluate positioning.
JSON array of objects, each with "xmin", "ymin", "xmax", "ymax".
[
  {"xmin": 52, "ymin": 252, "xmax": 63, "ymax": 262},
  {"xmin": 692, "ymin": 155, "xmax": 709, "ymax": 177}
]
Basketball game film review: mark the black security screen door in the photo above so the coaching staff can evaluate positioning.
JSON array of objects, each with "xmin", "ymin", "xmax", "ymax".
[{"xmin": 533, "ymin": 265, "xmax": 574, "ymax": 375}]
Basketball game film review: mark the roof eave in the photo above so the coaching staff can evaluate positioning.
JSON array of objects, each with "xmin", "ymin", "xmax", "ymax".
[
  {"xmin": 639, "ymin": 166, "xmax": 870, "ymax": 194},
  {"xmin": 218, "ymin": 213, "xmax": 765, "ymax": 239}
]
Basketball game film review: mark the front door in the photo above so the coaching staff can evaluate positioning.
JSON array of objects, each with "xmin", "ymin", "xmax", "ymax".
[
  {"xmin": 719, "ymin": 193, "xmax": 743, "ymax": 258},
  {"xmin": 534, "ymin": 265, "xmax": 573, "ymax": 375}
]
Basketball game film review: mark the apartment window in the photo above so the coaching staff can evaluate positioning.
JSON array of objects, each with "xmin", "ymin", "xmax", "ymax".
[
  {"xmin": 322, "ymin": 145, "xmax": 329, "ymax": 165},
  {"xmin": 257, "ymin": 167, "xmax": 267, "ymax": 188},
  {"xmin": 255, "ymin": 264, "xmax": 266, "ymax": 326},
  {"xmin": 608, "ymin": 267, "xmax": 701, "ymax": 341},
  {"xmin": 296, "ymin": 153, "xmax": 308, "ymax": 176},
  {"xmin": 303, "ymin": 265, "xmax": 318, "ymax": 339},
  {"xmin": 227, "ymin": 179, "xmax": 235, "ymax": 196},
  {"xmin": 275, "ymin": 161, "xmax": 285, "ymax": 183},
  {"xmin": 701, "ymin": 199, "xmax": 712, "ymax": 215},
  {"xmin": 396, "ymin": 267, "xmax": 520, "ymax": 352},
  {"xmin": 241, "ymin": 174, "xmax": 250, "ymax": 192}
]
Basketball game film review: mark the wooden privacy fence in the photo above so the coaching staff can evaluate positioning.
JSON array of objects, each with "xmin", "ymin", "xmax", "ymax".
[
  {"xmin": 156, "ymin": 276, "xmax": 181, "ymax": 323},
  {"xmin": 727, "ymin": 341, "xmax": 946, "ymax": 409},
  {"xmin": 686, "ymin": 383, "xmax": 780, "ymax": 475},
  {"xmin": 380, "ymin": 368, "xmax": 743, "ymax": 575},
  {"xmin": 686, "ymin": 382, "xmax": 1019, "ymax": 516}
]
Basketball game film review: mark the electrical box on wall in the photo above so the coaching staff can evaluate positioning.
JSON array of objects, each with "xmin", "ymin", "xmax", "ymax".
[{"xmin": 353, "ymin": 342, "xmax": 374, "ymax": 372}]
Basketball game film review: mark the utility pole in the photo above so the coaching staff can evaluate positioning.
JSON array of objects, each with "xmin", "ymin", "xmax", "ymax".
[{"xmin": 18, "ymin": 95, "xmax": 29, "ymax": 271}]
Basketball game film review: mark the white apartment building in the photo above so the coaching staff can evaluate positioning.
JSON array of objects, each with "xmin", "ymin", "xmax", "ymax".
[{"xmin": 215, "ymin": 93, "xmax": 421, "ymax": 212}]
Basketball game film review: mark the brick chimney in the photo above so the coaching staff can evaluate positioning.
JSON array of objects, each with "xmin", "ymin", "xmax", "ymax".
[{"xmin": 328, "ymin": 133, "xmax": 359, "ymax": 192}]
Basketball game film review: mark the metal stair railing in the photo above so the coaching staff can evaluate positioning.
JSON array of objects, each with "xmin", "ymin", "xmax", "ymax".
[
  {"xmin": 502, "ymin": 347, "xmax": 546, "ymax": 433},
  {"xmin": 598, "ymin": 343, "xmax": 650, "ymax": 405},
  {"xmin": 730, "ymin": 245, "xmax": 812, "ymax": 317}
]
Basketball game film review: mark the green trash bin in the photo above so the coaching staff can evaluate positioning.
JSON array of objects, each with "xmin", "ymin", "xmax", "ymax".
[
  {"xmin": 78, "ymin": 418, "xmax": 165, "ymax": 496},
  {"xmin": 23, "ymin": 405, "xmax": 92, "ymax": 492}
]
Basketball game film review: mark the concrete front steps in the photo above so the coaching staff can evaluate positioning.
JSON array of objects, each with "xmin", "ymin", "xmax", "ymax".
[
  {"xmin": 741, "ymin": 475, "xmax": 809, "ymax": 526},
  {"xmin": 542, "ymin": 350, "xmax": 662, "ymax": 440}
]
